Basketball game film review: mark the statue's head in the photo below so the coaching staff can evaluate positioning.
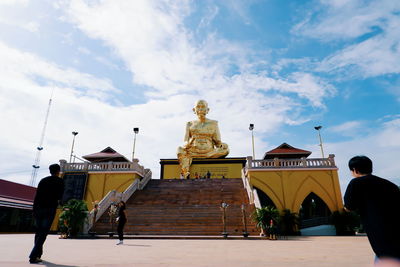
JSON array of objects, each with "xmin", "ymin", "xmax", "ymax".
[{"xmin": 193, "ymin": 99, "xmax": 209, "ymax": 117}]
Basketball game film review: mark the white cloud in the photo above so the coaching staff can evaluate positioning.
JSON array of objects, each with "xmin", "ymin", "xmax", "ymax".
[
  {"xmin": 294, "ymin": 0, "xmax": 400, "ymax": 41},
  {"xmin": 60, "ymin": 0, "xmax": 334, "ymax": 106},
  {"xmin": 0, "ymin": 15, "xmax": 39, "ymax": 33},
  {"xmin": 0, "ymin": 1, "xmax": 338, "ymax": 186},
  {"xmin": 329, "ymin": 121, "xmax": 364, "ymax": 137},
  {"xmin": 0, "ymin": 42, "xmax": 119, "ymax": 100},
  {"xmin": 306, "ymin": 116, "xmax": 400, "ymax": 193},
  {"xmin": 0, "ymin": 41, "xmax": 123, "ymax": 184},
  {"xmin": 0, "ymin": 0, "xmax": 29, "ymax": 6},
  {"xmin": 197, "ymin": 5, "xmax": 219, "ymax": 30},
  {"xmin": 293, "ymin": 0, "xmax": 400, "ymax": 78},
  {"xmin": 319, "ymin": 28, "xmax": 400, "ymax": 77}
]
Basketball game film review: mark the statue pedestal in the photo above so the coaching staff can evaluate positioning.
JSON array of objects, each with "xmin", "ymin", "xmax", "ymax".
[{"xmin": 159, "ymin": 157, "xmax": 246, "ymax": 179}]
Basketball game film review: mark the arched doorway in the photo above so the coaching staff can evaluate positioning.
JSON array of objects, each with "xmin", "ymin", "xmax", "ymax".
[
  {"xmin": 254, "ymin": 187, "xmax": 277, "ymax": 208},
  {"xmin": 299, "ymin": 192, "xmax": 331, "ymax": 228}
]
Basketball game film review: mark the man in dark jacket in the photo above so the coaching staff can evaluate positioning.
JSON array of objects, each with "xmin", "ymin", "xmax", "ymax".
[
  {"xmin": 29, "ymin": 164, "xmax": 64, "ymax": 264},
  {"xmin": 344, "ymin": 156, "xmax": 400, "ymax": 262}
]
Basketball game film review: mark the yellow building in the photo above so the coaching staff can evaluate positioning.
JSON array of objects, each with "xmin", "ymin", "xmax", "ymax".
[
  {"xmin": 160, "ymin": 158, "xmax": 246, "ymax": 179},
  {"xmin": 60, "ymin": 147, "xmax": 144, "ymax": 211},
  {"xmin": 51, "ymin": 147, "xmax": 146, "ymax": 231},
  {"xmin": 244, "ymin": 143, "xmax": 343, "ymax": 222}
]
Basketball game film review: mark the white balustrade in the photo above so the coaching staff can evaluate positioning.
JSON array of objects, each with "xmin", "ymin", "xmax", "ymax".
[
  {"xmin": 60, "ymin": 160, "xmax": 145, "ymax": 176},
  {"xmin": 247, "ymin": 154, "xmax": 336, "ymax": 170}
]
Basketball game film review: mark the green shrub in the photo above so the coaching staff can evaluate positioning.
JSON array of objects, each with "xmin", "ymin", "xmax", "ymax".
[
  {"xmin": 59, "ymin": 199, "xmax": 88, "ymax": 237},
  {"xmin": 279, "ymin": 209, "xmax": 300, "ymax": 235},
  {"xmin": 252, "ymin": 206, "xmax": 279, "ymax": 233},
  {"xmin": 331, "ymin": 210, "xmax": 360, "ymax": 235}
]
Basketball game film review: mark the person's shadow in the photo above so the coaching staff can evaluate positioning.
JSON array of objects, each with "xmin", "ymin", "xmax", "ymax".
[
  {"xmin": 41, "ymin": 261, "xmax": 76, "ymax": 267},
  {"xmin": 122, "ymin": 244, "xmax": 151, "ymax": 247}
]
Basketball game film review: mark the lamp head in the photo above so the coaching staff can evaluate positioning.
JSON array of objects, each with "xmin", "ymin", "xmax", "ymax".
[
  {"xmin": 72, "ymin": 131, "xmax": 78, "ymax": 136},
  {"xmin": 249, "ymin": 124, "xmax": 254, "ymax": 131},
  {"xmin": 133, "ymin": 127, "xmax": 139, "ymax": 134},
  {"xmin": 314, "ymin": 126, "xmax": 322, "ymax": 131}
]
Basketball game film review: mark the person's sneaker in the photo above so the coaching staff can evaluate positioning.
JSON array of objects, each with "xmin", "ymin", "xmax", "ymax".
[
  {"xmin": 29, "ymin": 257, "xmax": 42, "ymax": 264},
  {"xmin": 116, "ymin": 240, "xmax": 123, "ymax": 245}
]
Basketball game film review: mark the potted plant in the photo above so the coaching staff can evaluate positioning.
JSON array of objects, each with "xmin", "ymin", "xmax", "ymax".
[
  {"xmin": 252, "ymin": 206, "xmax": 279, "ymax": 238},
  {"xmin": 59, "ymin": 199, "xmax": 88, "ymax": 238},
  {"xmin": 279, "ymin": 209, "xmax": 300, "ymax": 236}
]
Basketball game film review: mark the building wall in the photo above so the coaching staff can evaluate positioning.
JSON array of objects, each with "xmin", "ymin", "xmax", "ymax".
[
  {"xmin": 248, "ymin": 168, "xmax": 343, "ymax": 213},
  {"xmin": 84, "ymin": 172, "xmax": 141, "ymax": 210},
  {"xmin": 160, "ymin": 158, "xmax": 246, "ymax": 179},
  {"xmin": 0, "ymin": 207, "xmax": 34, "ymax": 232},
  {"xmin": 51, "ymin": 171, "xmax": 140, "ymax": 231}
]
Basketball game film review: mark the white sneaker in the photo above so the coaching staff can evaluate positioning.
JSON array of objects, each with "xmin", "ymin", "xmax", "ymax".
[{"xmin": 116, "ymin": 240, "xmax": 123, "ymax": 245}]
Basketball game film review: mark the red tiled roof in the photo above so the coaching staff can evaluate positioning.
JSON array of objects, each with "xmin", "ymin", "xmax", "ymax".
[
  {"xmin": 0, "ymin": 179, "xmax": 36, "ymax": 202},
  {"xmin": 263, "ymin": 143, "xmax": 312, "ymax": 159},
  {"xmin": 83, "ymin": 146, "xmax": 130, "ymax": 162}
]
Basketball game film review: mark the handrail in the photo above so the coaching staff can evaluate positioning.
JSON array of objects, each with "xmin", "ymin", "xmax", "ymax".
[
  {"xmin": 241, "ymin": 168, "xmax": 254, "ymax": 204},
  {"xmin": 83, "ymin": 168, "xmax": 152, "ymax": 233},
  {"xmin": 84, "ymin": 189, "xmax": 121, "ymax": 233},
  {"xmin": 241, "ymin": 168, "xmax": 261, "ymax": 209},
  {"xmin": 252, "ymin": 188, "xmax": 262, "ymax": 209},
  {"xmin": 138, "ymin": 169, "xmax": 152, "ymax": 190}
]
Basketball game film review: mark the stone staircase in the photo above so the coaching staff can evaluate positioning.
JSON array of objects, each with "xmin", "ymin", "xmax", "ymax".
[{"xmin": 92, "ymin": 178, "xmax": 258, "ymax": 236}]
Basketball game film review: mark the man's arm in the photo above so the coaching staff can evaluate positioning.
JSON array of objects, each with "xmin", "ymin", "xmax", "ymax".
[
  {"xmin": 57, "ymin": 179, "xmax": 65, "ymax": 206},
  {"xmin": 343, "ymin": 179, "xmax": 359, "ymax": 211},
  {"xmin": 32, "ymin": 180, "xmax": 43, "ymax": 214}
]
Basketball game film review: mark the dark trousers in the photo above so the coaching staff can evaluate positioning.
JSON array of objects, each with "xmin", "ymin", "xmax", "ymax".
[
  {"xmin": 29, "ymin": 208, "xmax": 56, "ymax": 260},
  {"xmin": 117, "ymin": 219, "xmax": 126, "ymax": 241}
]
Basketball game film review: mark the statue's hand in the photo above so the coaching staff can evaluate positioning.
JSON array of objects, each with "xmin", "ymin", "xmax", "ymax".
[
  {"xmin": 217, "ymin": 143, "xmax": 228, "ymax": 149},
  {"xmin": 182, "ymin": 142, "xmax": 191, "ymax": 149}
]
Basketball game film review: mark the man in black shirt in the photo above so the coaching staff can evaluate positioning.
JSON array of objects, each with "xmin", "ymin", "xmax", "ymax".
[
  {"xmin": 344, "ymin": 156, "xmax": 400, "ymax": 262},
  {"xmin": 29, "ymin": 164, "xmax": 64, "ymax": 264}
]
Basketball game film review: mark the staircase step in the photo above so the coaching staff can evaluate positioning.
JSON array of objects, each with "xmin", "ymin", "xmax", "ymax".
[{"xmin": 92, "ymin": 178, "xmax": 258, "ymax": 235}]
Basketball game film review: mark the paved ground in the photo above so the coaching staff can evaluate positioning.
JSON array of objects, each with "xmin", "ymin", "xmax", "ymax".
[{"xmin": 0, "ymin": 234, "xmax": 375, "ymax": 267}]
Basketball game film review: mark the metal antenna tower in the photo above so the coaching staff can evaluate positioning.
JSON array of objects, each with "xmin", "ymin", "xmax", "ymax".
[{"xmin": 29, "ymin": 88, "xmax": 55, "ymax": 186}]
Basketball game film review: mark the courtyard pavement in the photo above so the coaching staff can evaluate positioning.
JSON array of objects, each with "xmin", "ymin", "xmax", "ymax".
[{"xmin": 0, "ymin": 234, "xmax": 375, "ymax": 267}]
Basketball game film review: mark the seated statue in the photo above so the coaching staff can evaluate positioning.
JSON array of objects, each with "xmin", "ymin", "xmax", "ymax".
[{"xmin": 177, "ymin": 100, "xmax": 229, "ymax": 178}]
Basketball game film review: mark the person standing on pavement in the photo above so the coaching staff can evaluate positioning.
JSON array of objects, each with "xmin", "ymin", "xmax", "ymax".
[
  {"xmin": 29, "ymin": 164, "xmax": 64, "ymax": 264},
  {"xmin": 116, "ymin": 201, "xmax": 127, "ymax": 245},
  {"xmin": 344, "ymin": 156, "xmax": 400, "ymax": 263}
]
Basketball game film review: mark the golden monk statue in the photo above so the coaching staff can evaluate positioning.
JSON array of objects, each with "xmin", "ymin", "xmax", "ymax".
[{"xmin": 177, "ymin": 100, "xmax": 229, "ymax": 178}]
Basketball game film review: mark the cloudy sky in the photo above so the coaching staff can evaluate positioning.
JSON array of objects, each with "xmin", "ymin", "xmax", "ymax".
[{"xmin": 1, "ymin": 0, "xmax": 399, "ymax": 193}]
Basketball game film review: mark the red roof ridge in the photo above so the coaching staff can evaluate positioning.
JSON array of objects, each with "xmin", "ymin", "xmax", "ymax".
[
  {"xmin": 263, "ymin": 143, "xmax": 312, "ymax": 159},
  {"xmin": 0, "ymin": 179, "xmax": 36, "ymax": 202}
]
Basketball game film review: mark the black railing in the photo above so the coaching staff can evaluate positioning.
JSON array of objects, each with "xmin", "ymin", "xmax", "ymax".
[{"xmin": 300, "ymin": 216, "xmax": 331, "ymax": 229}]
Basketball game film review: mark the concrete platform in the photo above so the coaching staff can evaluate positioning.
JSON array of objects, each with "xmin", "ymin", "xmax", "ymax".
[{"xmin": 0, "ymin": 234, "xmax": 375, "ymax": 267}]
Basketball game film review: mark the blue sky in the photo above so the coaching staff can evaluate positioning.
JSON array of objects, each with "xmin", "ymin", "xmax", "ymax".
[{"xmin": 0, "ymin": 0, "xmax": 399, "ymax": 192}]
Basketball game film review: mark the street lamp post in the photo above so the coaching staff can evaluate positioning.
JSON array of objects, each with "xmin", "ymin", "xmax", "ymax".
[
  {"xmin": 314, "ymin": 126, "xmax": 325, "ymax": 158},
  {"xmin": 249, "ymin": 124, "xmax": 255, "ymax": 160},
  {"xmin": 132, "ymin": 127, "xmax": 139, "ymax": 161},
  {"xmin": 221, "ymin": 202, "xmax": 229, "ymax": 238},
  {"xmin": 69, "ymin": 131, "xmax": 78, "ymax": 163}
]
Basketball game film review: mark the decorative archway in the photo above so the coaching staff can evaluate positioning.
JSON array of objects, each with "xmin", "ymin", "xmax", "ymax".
[
  {"xmin": 250, "ymin": 175, "xmax": 284, "ymax": 210},
  {"xmin": 291, "ymin": 175, "xmax": 336, "ymax": 213},
  {"xmin": 299, "ymin": 192, "xmax": 331, "ymax": 220},
  {"xmin": 254, "ymin": 186, "xmax": 277, "ymax": 208}
]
